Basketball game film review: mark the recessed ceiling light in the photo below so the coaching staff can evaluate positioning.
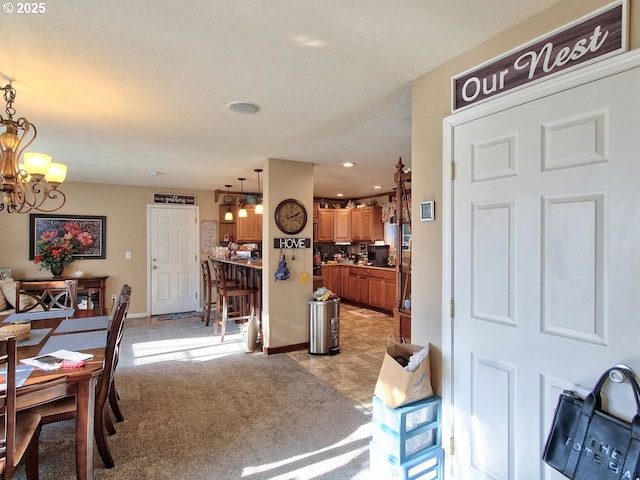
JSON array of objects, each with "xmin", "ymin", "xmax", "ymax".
[
  {"xmin": 336, "ymin": 193, "xmax": 344, "ymax": 197},
  {"xmin": 227, "ymin": 101, "xmax": 260, "ymax": 114},
  {"xmin": 342, "ymin": 162, "xmax": 355, "ymax": 168},
  {"xmin": 149, "ymin": 170, "xmax": 164, "ymax": 176},
  {"xmin": 373, "ymin": 185, "xmax": 382, "ymax": 189}
]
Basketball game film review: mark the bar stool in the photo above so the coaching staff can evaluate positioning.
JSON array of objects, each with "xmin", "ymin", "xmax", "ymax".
[
  {"xmin": 200, "ymin": 260, "xmax": 214, "ymax": 326},
  {"xmin": 212, "ymin": 260, "xmax": 257, "ymax": 342}
]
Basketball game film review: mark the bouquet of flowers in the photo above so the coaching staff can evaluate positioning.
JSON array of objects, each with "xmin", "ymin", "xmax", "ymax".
[{"xmin": 34, "ymin": 222, "xmax": 94, "ymax": 271}]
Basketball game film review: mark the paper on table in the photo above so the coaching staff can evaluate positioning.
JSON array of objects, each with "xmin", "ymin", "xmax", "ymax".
[
  {"xmin": 21, "ymin": 349, "xmax": 94, "ymax": 371},
  {"xmin": 46, "ymin": 349, "xmax": 94, "ymax": 361}
]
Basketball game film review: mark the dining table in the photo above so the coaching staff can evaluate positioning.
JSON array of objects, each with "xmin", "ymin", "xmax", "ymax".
[{"xmin": 1, "ymin": 307, "xmax": 109, "ymax": 480}]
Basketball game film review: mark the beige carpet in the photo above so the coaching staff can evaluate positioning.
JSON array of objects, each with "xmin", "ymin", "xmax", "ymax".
[{"xmin": 15, "ymin": 316, "xmax": 374, "ymax": 479}]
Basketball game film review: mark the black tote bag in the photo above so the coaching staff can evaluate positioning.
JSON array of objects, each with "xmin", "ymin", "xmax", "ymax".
[{"xmin": 542, "ymin": 365, "xmax": 640, "ymax": 479}]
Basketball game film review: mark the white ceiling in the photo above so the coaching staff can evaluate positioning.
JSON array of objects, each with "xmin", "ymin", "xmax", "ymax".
[{"xmin": 1, "ymin": 0, "xmax": 563, "ymax": 199}]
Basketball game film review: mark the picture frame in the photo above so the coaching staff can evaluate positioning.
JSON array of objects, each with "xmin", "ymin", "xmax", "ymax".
[
  {"xmin": 420, "ymin": 201, "xmax": 435, "ymax": 222},
  {"xmin": 29, "ymin": 214, "xmax": 107, "ymax": 260}
]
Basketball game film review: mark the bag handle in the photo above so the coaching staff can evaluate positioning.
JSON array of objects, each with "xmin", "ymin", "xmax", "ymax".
[
  {"xmin": 585, "ymin": 364, "xmax": 640, "ymax": 417},
  {"xmin": 565, "ymin": 364, "xmax": 640, "ymax": 477}
]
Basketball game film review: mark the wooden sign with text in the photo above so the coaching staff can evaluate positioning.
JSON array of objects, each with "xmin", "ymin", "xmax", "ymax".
[
  {"xmin": 452, "ymin": 1, "xmax": 627, "ymax": 111},
  {"xmin": 273, "ymin": 238, "xmax": 311, "ymax": 249},
  {"xmin": 153, "ymin": 193, "xmax": 196, "ymax": 205}
]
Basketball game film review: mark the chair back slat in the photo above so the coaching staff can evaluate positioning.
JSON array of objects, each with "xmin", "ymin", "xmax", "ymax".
[
  {"xmin": 98, "ymin": 290, "xmax": 131, "ymax": 409},
  {"xmin": 15, "ymin": 279, "xmax": 78, "ymax": 313}
]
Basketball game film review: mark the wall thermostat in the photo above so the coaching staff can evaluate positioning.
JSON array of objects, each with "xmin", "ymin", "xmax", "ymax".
[{"xmin": 420, "ymin": 201, "xmax": 435, "ymax": 221}]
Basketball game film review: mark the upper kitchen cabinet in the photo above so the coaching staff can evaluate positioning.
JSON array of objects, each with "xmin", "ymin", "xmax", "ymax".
[
  {"xmin": 236, "ymin": 205, "xmax": 263, "ymax": 242},
  {"xmin": 316, "ymin": 208, "xmax": 334, "ymax": 242},
  {"xmin": 218, "ymin": 205, "xmax": 235, "ymax": 243},
  {"xmin": 352, "ymin": 206, "xmax": 383, "ymax": 242},
  {"xmin": 333, "ymin": 209, "xmax": 352, "ymax": 242}
]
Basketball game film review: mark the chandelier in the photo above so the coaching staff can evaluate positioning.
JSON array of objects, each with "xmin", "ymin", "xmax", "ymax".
[{"xmin": 0, "ymin": 83, "xmax": 67, "ymax": 213}]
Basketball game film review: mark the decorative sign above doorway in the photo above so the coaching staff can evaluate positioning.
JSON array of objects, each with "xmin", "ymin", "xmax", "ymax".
[
  {"xmin": 153, "ymin": 193, "xmax": 196, "ymax": 205},
  {"xmin": 452, "ymin": 0, "xmax": 628, "ymax": 111}
]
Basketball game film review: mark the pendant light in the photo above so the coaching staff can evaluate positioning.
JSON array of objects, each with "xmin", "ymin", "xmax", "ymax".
[
  {"xmin": 223, "ymin": 184, "xmax": 233, "ymax": 221},
  {"xmin": 237, "ymin": 177, "xmax": 247, "ymax": 218},
  {"xmin": 254, "ymin": 168, "xmax": 263, "ymax": 214}
]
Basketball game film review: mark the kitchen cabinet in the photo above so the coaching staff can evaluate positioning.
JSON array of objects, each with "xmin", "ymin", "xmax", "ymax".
[
  {"xmin": 236, "ymin": 205, "xmax": 263, "ymax": 242},
  {"xmin": 316, "ymin": 208, "xmax": 334, "ymax": 242},
  {"xmin": 351, "ymin": 206, "xmax": 384, "ymax": 242},
  {"xmin": 320, "ymin": 265, "xmax": 341, "ymax": 296},
  {"xmin": 347, "ymin": 267, "xmax": 369, "ymax": 304},
  {"xmin": 218, "ymin": 205, "xmax": 235, "ymax": 243},
  {"xmin": 340, "ymin": 265, "xmax": 350, "ymax": 299},
  {"xmin": 333, "ymin": 209, "xmax": 352, "ymax": 242},
  {"xmin": 368, "ymin": 268, "xmax": 396, "ymax": 312},
  {"xmin": 320, "ymin": 264, "xmax": 397, "ymax": 312}
]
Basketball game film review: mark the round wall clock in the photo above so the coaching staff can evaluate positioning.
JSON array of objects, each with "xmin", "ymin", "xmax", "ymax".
[{"xmin": 275, "ymin": 198, "xmax": 307, "ymax": 235}]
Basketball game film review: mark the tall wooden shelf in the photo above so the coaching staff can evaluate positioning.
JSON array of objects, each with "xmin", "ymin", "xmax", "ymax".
[{"xmin": 393, "ymin": 158, "xmax": 411, "ymax": 341}]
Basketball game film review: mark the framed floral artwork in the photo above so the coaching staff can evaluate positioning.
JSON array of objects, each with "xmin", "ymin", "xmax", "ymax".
[{"xmin": 29, "ymin": 214, "xmax": 106, "ymax": 260}]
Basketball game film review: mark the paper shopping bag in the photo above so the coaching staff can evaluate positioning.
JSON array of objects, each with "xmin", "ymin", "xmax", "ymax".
[{"xmin": 374, "ymin": 342, "xmax": 433, "ymax": 408}]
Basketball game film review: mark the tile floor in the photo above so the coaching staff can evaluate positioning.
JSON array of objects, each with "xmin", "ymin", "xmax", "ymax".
[{"xmin": 287, "ymin": 302, "xmax": 395, "ymax": 411}]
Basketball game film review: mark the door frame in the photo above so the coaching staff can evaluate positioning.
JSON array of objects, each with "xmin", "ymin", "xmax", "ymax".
[
  {"xmin": 146, "ymin": 204, "xmax": 200, "ymax": 316},
  {"xmin": 441, "ymin": 49, "xmax": 640, "ymax": 475}
]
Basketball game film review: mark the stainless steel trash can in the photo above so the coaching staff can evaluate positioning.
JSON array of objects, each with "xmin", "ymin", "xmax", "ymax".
[{"xmin": 308, "ymin": 299, "xmax": 340, "ymax": 355}]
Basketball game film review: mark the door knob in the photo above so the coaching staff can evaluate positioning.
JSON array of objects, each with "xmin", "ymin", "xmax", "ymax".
[{"xmin": 152, "ymin": 265, "xmax": 158, "ymax": 270}]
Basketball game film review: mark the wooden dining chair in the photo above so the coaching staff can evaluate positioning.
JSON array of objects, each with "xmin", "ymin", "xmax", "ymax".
[
  {"xmin": 15, "ymin": 279, "xmax": 78, "ymax": 313},
  {"xmin": 0, "ymin": 337, "xmax": 43, "ymax": 480},
  {"xmin": 24, "ymin": 291, "xmax": 131, "ymax": 474},
  {"xmin": 200, "ymin": 260, "xmax": 214, "ymax": 326},
  {"xmin": 211, "ymin": 261, "xmax": 256, "ymax": 342},
  {"xmin": 107, "ymin": 284, "xmax": 132, "ymax": 428}
]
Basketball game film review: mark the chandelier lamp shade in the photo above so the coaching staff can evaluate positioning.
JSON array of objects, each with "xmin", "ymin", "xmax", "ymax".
[
  {"xmin": 254, "ymin": 168, "xmax": 263, "ymax": 215},
  {"xmin": 237, "ymin": 177, "xmax": 247, "ymax": 218},
  {"xmin": 223, "ymin": 184, "xmax": 234, "ymax": 221},
  {"xmin": 0, "ymin": 82, "xmax": 67, "ymax": 213}
]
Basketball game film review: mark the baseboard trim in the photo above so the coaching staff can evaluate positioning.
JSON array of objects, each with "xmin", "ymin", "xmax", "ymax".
[{"xmin": 263, "ymin": 342, "xmax": 308, "ymax": 355}]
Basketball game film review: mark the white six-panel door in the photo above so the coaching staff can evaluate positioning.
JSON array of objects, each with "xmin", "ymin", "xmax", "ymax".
[
  {"xmin": 148, "ymin": 205, "xmax": 199, "ymax": 315},
  {"xmin": 448, "ymin": 61, "xmax": 640, "ymax": 479}
]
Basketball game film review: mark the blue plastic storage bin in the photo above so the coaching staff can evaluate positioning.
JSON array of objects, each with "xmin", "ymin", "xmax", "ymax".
[
  {"xmin": 370, "ymin": 443, "xmax": 444, "ymax": 480},
  {"xmin": 372, "ymin": 395, "xmax": 441, "ymax": 463}
]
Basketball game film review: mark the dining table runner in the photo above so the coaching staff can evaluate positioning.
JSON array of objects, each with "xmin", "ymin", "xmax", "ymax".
[
  {"xmin": 3, "ymin": 309, "xmax": 75, "ymax": 323},
  {"xmin": 40, "ymin": 330, "xmax": 108, "ymax": 355},
  {"xmin": 0, "ymin": 364, "xmax": 36, "ymax": 389},
  {"xmin": 18, "ymin": 328, "xmax": 52, "ymax": 347},
  {"xmin": 55, "ymin": 316, "xmax": 110, "ymax": 333}
]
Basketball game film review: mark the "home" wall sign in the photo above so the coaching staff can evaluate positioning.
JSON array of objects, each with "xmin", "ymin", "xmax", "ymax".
[
  {"xmin": 452, "ymin": 1, "xmax": 627, "ymax": 111},
  {"xmin": 273, "ymin": 238, "xmax": 311, "ymax": 249}
]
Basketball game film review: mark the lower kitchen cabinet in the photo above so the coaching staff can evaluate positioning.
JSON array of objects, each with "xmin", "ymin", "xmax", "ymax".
[
  {"xmin": 320, "ymin": 265, "xmax": 341, "ymax": 297},
  {"xmin": 368, "ymin": 269, "xmax": 396, "ymax": 312},
  {"xmin": 320, "ymin": 264, "xmax": 396, "ymax": 312},
  {"xmin": 348, "ymin": 267, "xmax": 369, "ymax": 305}
]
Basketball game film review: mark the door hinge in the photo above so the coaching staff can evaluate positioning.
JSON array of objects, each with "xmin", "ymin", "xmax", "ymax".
[
  {"xmin": 451, "ymin": 161, "xmax": 456, "ymax": 180},
  {"xmin": 450, "ymin": 436, "xmax": 455, "ymax": 455},
  {"xmin": 450, "ymin": 299, "xmax": 455, "ymax": 318}
]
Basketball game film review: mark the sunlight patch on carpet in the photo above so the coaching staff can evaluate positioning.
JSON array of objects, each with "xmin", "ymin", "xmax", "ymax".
[
  {"xmin": 131, "ymin": 336, "xmax": 245, "ymax": 365},
  {"xmin": 241, "ymin": 423, "xmax": 372, "ymax": 479},
  {"xmin": 153, "ymin": 311, "xmax": 201, "ymax": 321}
]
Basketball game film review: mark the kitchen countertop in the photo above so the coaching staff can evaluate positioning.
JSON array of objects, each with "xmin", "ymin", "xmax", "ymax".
[{"xmin": 317, "ymin": 262, "xmax": 395, "ymax": 271}]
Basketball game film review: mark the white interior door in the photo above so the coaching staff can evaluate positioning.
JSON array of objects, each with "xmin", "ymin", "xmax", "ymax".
[
  {"xmin": 148, "ymin": 205, "xmax": 199, "ymax": 315},
  {"xmin": 450, "ymin": 65, "xmax": 640, "ymax": 479}
]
